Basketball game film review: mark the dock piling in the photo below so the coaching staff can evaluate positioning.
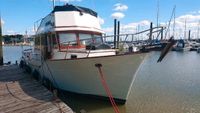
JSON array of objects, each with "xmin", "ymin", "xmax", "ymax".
[
  {"xmin": 0, "ymin": 16, "xmax": 3, "ymax": 65},
  {"xmin": 114, "ymin": 19, "xmax": 117, "ymax": 49}
]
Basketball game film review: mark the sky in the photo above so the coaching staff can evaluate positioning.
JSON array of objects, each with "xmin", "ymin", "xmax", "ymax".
[{"xmin": 1, "ymin": 0, "xmax": 200, "ymax": 39}]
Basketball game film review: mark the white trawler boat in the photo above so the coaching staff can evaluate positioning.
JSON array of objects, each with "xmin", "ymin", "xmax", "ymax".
[{"xmin": 21, "ymin": 4, "xmax": 147, "ymax": 103}]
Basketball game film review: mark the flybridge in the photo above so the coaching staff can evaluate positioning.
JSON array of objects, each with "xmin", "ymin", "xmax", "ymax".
[
  {"xmin": 36, "ymin": 4, "xmax": 103, "ymax": 34},
  {"xmin": 52, "ymin": 4, "xmax": 98, "ymax": 17}
]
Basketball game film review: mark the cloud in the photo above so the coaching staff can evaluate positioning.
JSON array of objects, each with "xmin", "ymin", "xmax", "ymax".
[
  {"xmin": 5, "ymin": 30, "xmax": 15, "ymax": 35},
  {"xmin": 103, "ymin": 27, "xmax": 113, "ymax": 33},
  {"xmin": 104, "ymin": 12, "xmax": 200, "ymax": 39},
  {"xmin": 111, "ymin": 12, "xmax": 125, "ymax": 19},
  {"xmin": 160, "ymin": 13, "xmax": 200, "ymax": 38},
  {"xmin": 103, "ymin": 20, "xmax": 151, "ymax": 34},
  {"xmin": 176, "ymin": 14, "xmax": 200, "ymax": 23},
  {"xmin": 98, "ymin": 17, "xmax": 104, "ymax": 25},
  {"xmin": 113, "ymin": 3, "xmax": 128, "ymax": 11}
]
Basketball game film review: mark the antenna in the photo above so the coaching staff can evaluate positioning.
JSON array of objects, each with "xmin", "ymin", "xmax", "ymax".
[
  {"xmin": 164, "ymin": 6, "xmax": 176, "ymax": 39},
  {"xmin": 184, "ymin": 18, "xmax": 187, "ymax": 39},
  {"xmin": 173, "ymin": 5, "xmax": 176, "ymax": 37},
  {"xmin": 156, "ymin": 0, "xmax": 160, "ymax": 28},
  {"xmin": 156, "ymin": 0, "xmax": 160, "ymax": 39},
  {"xmin": 52, "ymin": 0, "xmax": 55, "ymax": 9},
  {"xmin": 197, "ymin": 20, "xmax": 200, "ymax": 39}
]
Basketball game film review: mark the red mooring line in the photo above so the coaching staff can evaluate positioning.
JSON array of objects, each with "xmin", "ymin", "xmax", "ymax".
[{"xmin": 95, "ymin": 64, "xmax": 120, "ymax": 113}]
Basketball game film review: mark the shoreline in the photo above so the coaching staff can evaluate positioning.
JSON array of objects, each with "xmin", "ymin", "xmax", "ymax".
[{"xmin": 2, "ymin": 44, "xmax": 33, "ymax": 46}]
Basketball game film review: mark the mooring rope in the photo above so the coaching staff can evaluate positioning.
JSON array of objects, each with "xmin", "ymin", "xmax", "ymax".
[{"xmin": 95, "ymin": 63, "xmax": 120, "ymax": 113}]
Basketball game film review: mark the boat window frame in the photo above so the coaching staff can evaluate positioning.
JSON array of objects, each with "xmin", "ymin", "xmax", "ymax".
[{"xmin": 56, "ymin": 31, "xmax": 102, "ymax": 51}]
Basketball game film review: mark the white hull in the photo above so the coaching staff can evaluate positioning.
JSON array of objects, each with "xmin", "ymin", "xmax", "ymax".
[{"xmin": 26, "ymin": 53, "xmax": 146, "ymax": 102}]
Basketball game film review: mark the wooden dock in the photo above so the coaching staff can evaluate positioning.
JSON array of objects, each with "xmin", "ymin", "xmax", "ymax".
[{"xmin": 0, "ymin": 65, "xmax": 73, "ymax": 113}]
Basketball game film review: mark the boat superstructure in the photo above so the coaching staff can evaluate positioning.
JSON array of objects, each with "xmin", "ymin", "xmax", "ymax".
[
  {"xmin": 21, "ymin": 4, "xmax": 147, "ymax": 103},
  {"xmin": 173, "ymin": 39, "xmax": 192, "ymax": 52}
]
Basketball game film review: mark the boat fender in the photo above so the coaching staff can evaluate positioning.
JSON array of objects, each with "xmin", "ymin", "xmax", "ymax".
[
  {"xmin": 32, "ymin": 70, "xmax": 40, "ymax": 81},
  {"xmin": 19, "ymin": 60, "xmax": 24, "ymax": 68},
  {"xmin": 128, "ymin": 46, "xmax": 133, "ymax": 52},
  {"xmin": 52, "ymin": 89, "xmax": 58, "ymax": 100},
  {"xmin": 71, "ymin": 54, "xmax": 77, "ymax": 59},
  {"xmin": 25, "ymin": 65, "xmax": 32, "ymax": 74}
]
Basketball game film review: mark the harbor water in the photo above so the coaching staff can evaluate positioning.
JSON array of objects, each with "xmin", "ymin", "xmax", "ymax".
[
  {"xmin": 3, "ymin": 45, "xmax": 32, "ymax": 64},
  {"xmin": 3, "ymin": 46, "xmax": 200, "ymax": 113}
]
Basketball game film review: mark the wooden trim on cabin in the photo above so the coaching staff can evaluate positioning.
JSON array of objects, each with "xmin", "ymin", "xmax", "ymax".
[
  {"xmin": 54, "ymin": 25, "xmax": 103, "ymax": 32},
  {"xmin": 56, "ymin": 30, "xmax": 102, "ymax": 35},
  {"xmin": 49, "ymin": 51, "xmax": 147, "ymax": 61}
]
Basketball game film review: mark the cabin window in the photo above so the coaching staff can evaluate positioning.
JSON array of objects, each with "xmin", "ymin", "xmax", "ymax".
[
  {"xmin": 34, "ymin": 36, "xmax": 40, "ymax": 49},
  {"xmin": 59, "ymin": 33, "xmax": 77, "ymax": 46},
  {"xmin": 79, "ymin": 33, "xmax": 93, "ymax": 45},
  {"xmin": 93, "ymin": 35, "xmax": 103, "ymax": 44},
  {"xmin": 51, "ymin": 34, "xmax": 58, "ymax": 49}
]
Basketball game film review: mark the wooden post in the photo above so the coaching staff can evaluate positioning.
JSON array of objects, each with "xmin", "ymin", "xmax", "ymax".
[
  {"xmin": 161, "ymin": 27, "xmax": 163, "ymax": 40},
  {"xmin": 117, "ymin": 21, "xmax": 120, "ymax": 49},
  {"xmin": 149, "ymin": 22, "xmax": 153, "ymax": 41},
  {"xmin": 0, "ymin": 16, "xmax": 3, "ymax": 65},
  {"xmin": 188, "ymin": 30, "xmax": 191, "ymax": 41},
  {"xmin": 113, "ymin": 19, "xmax": 117, "ymax": 49}
]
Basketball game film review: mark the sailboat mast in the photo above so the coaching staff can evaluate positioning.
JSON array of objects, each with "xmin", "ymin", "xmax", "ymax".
[
  {"xmin": 197, "ymin": 20, "xmax": 200, "ymax": 39},
  {"xmin": 184, "ymin": 19, "xmax": 187, "ymax": 39},
  {"xmin": 52, "ymin": 0, "xmax": 55, "ymax": 9},
  {"xmin": 173, "ymin": 5, "xmax": 176, "ymax": 37},
  {"xmin": 156, "ymin": 0, "xmax": 160, "ymax": 28},
  {"xmin": 156, "ymin": 0, "xmax": 160, "ymax": 39}
]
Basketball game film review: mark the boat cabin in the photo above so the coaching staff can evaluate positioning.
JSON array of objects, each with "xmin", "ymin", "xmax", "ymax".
[{"xmin": 34, "ymin": 4, "xmax": 115, "ymax": 60}]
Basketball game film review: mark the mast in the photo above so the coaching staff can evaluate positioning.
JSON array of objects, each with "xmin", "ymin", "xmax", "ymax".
[
  {"xmin": 156, "ymin": 0, "xmax": 160, "ymax": 39},
  {"xmin": 164, "ymin": 6, "xmax": 176, "ymax": 39},
  {"xmin": 197, "ymin": 20, "xmax": 200, "ymax": 39},
  {"xmin": 184, "ymin": 19, "xmax": 187, "ymax": 40},
  {"xmin": 156, "ymin": 0, "xmax": 160, "ymax": 28},
  {"xmin": 173, "ymin": 5, "xmax": 176, "ymax": 37},
  {"xmin": 0, "ymin": 15, "xmax": 3, "ymax": 65},
  {"xmin": 52, "ymin": 0, "xmax": 55, "ymax": 9}
]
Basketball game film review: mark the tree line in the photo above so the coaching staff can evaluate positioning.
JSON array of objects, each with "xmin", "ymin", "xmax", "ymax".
[{"xmin": 3, "ymin": 34, "xmax": 24, "ymax": 44}]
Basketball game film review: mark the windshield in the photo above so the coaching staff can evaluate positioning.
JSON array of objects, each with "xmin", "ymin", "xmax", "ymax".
[
  {"xmin": 57, "ymin": 32, "xmax": 103, "ymax": 50},
  {"xmin": 79, "ymin": 33, "xmax": 102, "ymax": 45},
  {"xmin": 58, "ymin": 33, "xmax": 77, "ymax": 46}
]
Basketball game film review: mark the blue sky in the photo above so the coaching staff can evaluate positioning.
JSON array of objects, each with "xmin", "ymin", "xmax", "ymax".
[{"xmin": 1, "ymin": 0, "xmax": 200, "ymax": 38}]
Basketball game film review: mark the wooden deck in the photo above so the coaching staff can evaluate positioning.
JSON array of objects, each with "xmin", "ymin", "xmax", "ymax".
[{"xmin": 0, "ymin": 65, "xmax": 73, "ymax": 113}]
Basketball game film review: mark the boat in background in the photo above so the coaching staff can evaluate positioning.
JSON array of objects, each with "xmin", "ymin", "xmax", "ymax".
[
  {"xmin": 172, "ymin": 39, "xmax": 191, "ymax": 52},
  {"xmin": 20, "ymin": 4, "xmax": 147, "ymax": 103},
  {"xmin": 189, "ymin": 40, "xmax": 200, "ymax": 51}
]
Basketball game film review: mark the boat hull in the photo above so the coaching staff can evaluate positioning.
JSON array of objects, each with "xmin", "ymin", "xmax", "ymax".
[{"xmin": 26, "ymin": 53, "xmax": 146, "ymax": 103}]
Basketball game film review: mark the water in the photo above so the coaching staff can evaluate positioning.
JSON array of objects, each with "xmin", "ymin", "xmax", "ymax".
[
  {"xmin": 3, "ymin": 47, "xmax": 200, "ymax": 113},
  {"xmin": 3, "ymin": 46, "xmax": 31, "ymax": 64},
  {"xmin": 60, "ymin": 51, "xmax": 200, "ymax": 113}
]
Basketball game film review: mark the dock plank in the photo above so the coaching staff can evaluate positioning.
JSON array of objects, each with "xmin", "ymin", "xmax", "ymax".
[{"xmin": 0, "ymin": 65, "xmax": 73, "ymax": 113}]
